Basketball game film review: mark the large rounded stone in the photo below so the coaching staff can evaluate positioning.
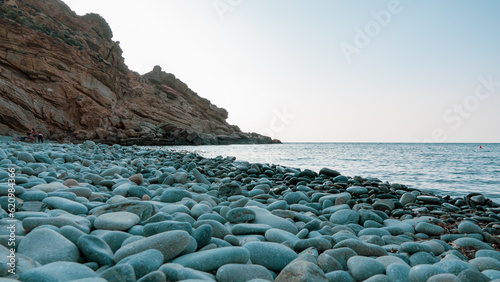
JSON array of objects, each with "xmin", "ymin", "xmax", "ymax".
[
  {"xmin": 458, "ymin": 221, "xmax": 482, "ymax": 234},
  {"xmin": 246, "ymin": 206, "xmax": 298, "ymax": 234},
  {"xmin": 99, "ymin": 264, "xmax": 136, "ymax": 282},
  {"xmin": 415, "ymin": 222, "xmax": 445, "ymax": 236},
  {"xmin": 160, "ymin": 188, "xmax": 192, "ymax": 203},
  {"xmin": 265, "ymin": 228, "xmax": 300, "ymax": 244},
  {"xmin": 330, "ymin": 209, "xmax": 360, "ymax": 225},
  {"xmin": 276, "ymin": 260, "xmax": 328, "ymax": 282},
  {"xmin": 347, "ymin": 256, "xmax": 385, "ymax": 281},
  {"xmin": 225, "ymin": 207, "xmax": 256, "ymax": 223},
  {"xmin": 469, "ymin": 257, "xmax": 500, "ymax": 271},
  {"xmin": 319, "ymin": 167, "xmax": 341, "ymax": 177},
  {"xmin": 17, "ymin": 152, "xmax": 36, "ymax": 163},
  {"xmin": 42, "ymin": 196, "xmax": 88, "ymax": 215},
  {"xmin": 116, "ymin": 249, "xmax": 164, "ymax": 278},
  {"xmin": 386, "ymin": 262, "xmax": 411, "ymax": 281},
  {"xmin": 400, "ymin": 192, "xmax": 417, "ymax": 205},
  {"xmin": 20, "ymin": 262, "xmax": 98, "ymax": 281},
  {"xmin": 216, "ymin": 263, "xmax": 273, "ymax": 282},
  {"xmin": 18, "ymin": 228, "xmax": 79, "ymax": 265},
  {"xmin": 399, "ymin": 242, "xmax": 433, "ymax": 254},
  {"xmin": 192, "ymin": 224, "xmax": 213, "ymax": 249},
  {"xmin": 22, "ymin": 215, "xmax": 92, "ymax": 233},
  {"xmin": 172, "ymin": 247, "xmax": 250, "ymax": 272},
  {"xmin": 452, "ymin": 237, "xmax": 494, "ymax": 250},
  {"xmin": 114, "ymin": 230, "xmax": 190, "ymax": 262},
  {"xmin": 143, "ymin": 221, "xmax": 192, "ymax": 236},
  {"xmin": 408, "ymin": 264, "xmax": 446, "ymax": 282},
  {"xmin": 94, "ymin": 212, "xmax": 140, "ymax": 231},
  {"xmin": 333, "ymin": 239, "xmax": 387, "ymax": 257},
  {"xmin": 77, "ymin": 235, "xmax": 114, "ymax": 266},
  {"xmin": 243, "ymin": 241, "xmax": 298, "ymax": 272}
]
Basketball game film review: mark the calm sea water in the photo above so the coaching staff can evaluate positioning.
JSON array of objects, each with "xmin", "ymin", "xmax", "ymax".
[{"xmin": 156, "ymin": 143, "xmax": 500, "ymax": 203}]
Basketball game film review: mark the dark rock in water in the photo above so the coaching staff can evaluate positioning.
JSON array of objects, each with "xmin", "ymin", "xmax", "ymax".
[
  {"xmin": 469, "ymin": 194, "xmax": 487, "ymax": 205},
  {"xmin": 417, "ymin": 195, "xmax": 441, "ymax": 205},
  {"xmin": 319, "ymin": 167, "xmax": 341, "ymax": 177}
]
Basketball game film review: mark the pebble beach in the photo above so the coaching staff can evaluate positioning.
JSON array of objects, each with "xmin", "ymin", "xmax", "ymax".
[{"xmin": 2, "ymin": 140, "xmax": 500, "ymax": 282}]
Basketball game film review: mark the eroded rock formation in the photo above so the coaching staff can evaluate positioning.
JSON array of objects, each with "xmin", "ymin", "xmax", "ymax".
[{"xmin": 0, "ymin": 0, "xmax": 279, "ymax": 145}]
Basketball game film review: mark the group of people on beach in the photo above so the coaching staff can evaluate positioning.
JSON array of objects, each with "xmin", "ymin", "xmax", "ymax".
[{"xmin": 17, "ymin": 128, "xmax": 44, "ymax": 143}]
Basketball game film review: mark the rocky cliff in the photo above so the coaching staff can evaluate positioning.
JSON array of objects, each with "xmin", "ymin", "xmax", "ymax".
[{"xmin": 0, "ymin": 0, "xmax": 279, "ymax": 145}]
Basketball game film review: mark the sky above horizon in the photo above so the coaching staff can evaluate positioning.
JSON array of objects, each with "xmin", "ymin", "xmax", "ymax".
[{"xmin": 61, "ymin": 0, "xmax": 500, "ymax": 143}]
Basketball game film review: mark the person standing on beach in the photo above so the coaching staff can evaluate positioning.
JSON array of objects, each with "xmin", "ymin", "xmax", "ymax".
[
  {"xmin": 37, "ymin": 132, "xmax": 44, "ymax": 143},
  {"xmin": 31, "ymin": 128, "xmax": 44, "ymax": 143}
]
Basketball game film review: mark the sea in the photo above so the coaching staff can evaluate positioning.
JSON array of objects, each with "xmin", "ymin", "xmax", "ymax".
[{"xmin": 156, "ymin": 143, "xmax": 500, "ymax": 203}]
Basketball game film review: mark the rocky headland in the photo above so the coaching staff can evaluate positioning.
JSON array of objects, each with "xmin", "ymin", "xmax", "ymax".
[
  {"xmin": 1, "ymin": 141, "xmax": 500, "ymax": 281},
  {"xmin": 0, "ymin": 0, "xmax": 278, "ymax": 145}
]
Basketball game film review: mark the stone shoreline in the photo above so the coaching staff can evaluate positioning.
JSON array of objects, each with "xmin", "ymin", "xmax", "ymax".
[{"xmin": 1, "ymin": 140, "xmax": 500, "ymax": 281}]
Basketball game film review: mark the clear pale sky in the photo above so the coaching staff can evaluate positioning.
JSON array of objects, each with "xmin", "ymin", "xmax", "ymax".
[{"xmin": 61, "ymin": 0, "xmax": 500, "ymax": 142}]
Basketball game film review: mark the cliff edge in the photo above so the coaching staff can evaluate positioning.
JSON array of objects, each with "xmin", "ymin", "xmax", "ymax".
[{"xmin": 0, "ymin": 0, "xmax": 279, "ymax": 145}]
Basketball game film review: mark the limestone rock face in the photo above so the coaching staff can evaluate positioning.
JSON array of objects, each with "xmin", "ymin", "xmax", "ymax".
[{"xmin": 0, "ymin": 0, "xmax": 279, "ymax": 145}]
